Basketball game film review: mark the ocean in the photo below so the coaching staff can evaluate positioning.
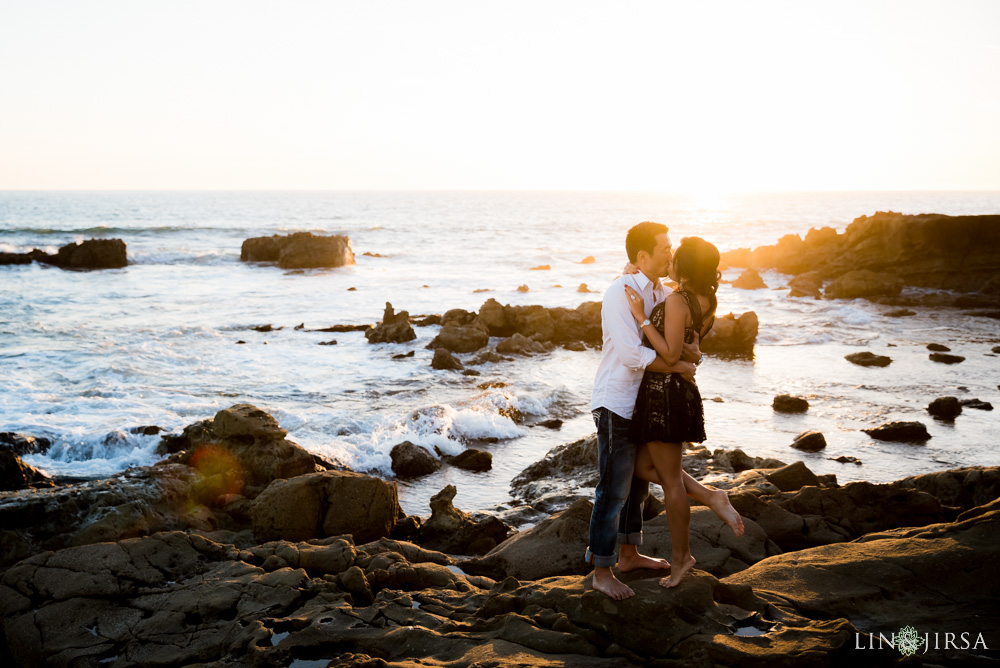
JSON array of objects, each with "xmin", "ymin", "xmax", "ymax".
[{"xmin": 2, "ymin": 190, "xmax": 998, "ymax": 516}]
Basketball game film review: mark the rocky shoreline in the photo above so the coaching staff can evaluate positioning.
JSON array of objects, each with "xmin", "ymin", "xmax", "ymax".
[{"xmin": 2, "ymin": 404, "xmax": 998, "ymax": 666}]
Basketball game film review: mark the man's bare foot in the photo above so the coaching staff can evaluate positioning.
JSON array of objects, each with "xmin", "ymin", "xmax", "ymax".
[
  {"xmin": 592, "ymin": 568, "xmax": 635, "ymax": 600},
  {"xmin": 618, "ymin": 551, "xmax": 670, "ymax": 573},
  {"xmin": 659, "ymin": 554, "xmax": 696, "ymax": 588},
  {"xmin": 708, "ymin": 489, "xmax": 745, "ymax": 537}
]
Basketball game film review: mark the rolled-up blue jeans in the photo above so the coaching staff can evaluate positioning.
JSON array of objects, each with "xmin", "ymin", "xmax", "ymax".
[{"xmin": 585, "ymin": 407, "xmax": 648, "ymax": 568}]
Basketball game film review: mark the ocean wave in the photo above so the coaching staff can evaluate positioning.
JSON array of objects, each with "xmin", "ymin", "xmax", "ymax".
[
  {"xmin": 23, "ymin": 429, "xmax": 163, "ymax": 477},
  {"xmin": 128, "ymin": 250, "xmax": 238, "ymax": 266},
  {"xmin": 1, "ymin": 225, "xmax": 244, "ymax": 236}
]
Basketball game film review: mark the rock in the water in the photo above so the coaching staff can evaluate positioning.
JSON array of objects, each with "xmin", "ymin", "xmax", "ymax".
[
  {"xmin": 787, "ymin": 271, "xmax": 823, "ymax": 298},
  {"xmin": 790, "ymin": 431, "xmax": 826, "ymax": 452},
  {"xmin": 764, "ymin": 460, "xmax": 821, "ymax": 492},
  {"xmin": 427, "ymin": 323, "xmax": 488, "ymax": 353},
  {"xmin": 51, "ymin": 238, "xmax": 127, "ymax": 269},
  {"xmin": 960, "ymin": 398, "xmax": 993, "ymax": 411},
  {"xmin": 824, "ymin": 269, "xmax": 903, "ymax": 299},
  {"xmin": 830, "ymin": 455, "xmax": 862, "ymax": 465},
  {"xmin": 722, "ymin": 212, "xmax": 1000, "ymax": 293},
  {"xmin": 845, "ymin": 351, "xmax": 892, "ymax": 367},
  {"xmin": 927, "ymin": 343, "xmax": 951, "ymax": 352},
  {"xmin": 733, "ymin": 268, "xmax": 767, "ymax": 289},
  {"xmin": 241, "ymin": 231, "xmax": 355, "ymax": 269},
  {"xmin": 772, "ymin": 394, "xmax": 809, "ymax": 413},
  {"xmin": 516, "ymin": 284, "xmax": 530, "ymax": 292},
  {"xmin": 496, "ymin": 332, "xmax": 550, "ymax": 355},
  {"xmin": 419, "ymin": 485, "xmax": 510, "ymax": 555},
  {"xmin": 927, "ymin": 396, "xmax": 962, "ymax": 420},
  {"xmin": 1, "ymin": 239, "xmax": 128, "ymax": 269},
  {"xmin": 700, "ymin": 311, "xmax": 758, "ymax": 354},
  {"xmin": 365, "ymin": 302, "xmax": 417, "ymax": 344},
  {"xmin": 447, "ymin": 449, "xmax": 492, "ymax": 472},
  {"xmin": 929, "ymin": 352, "xmax": 965, "ymax": 364},
  {"xmin": 863, "ymin": 421, "xmax": 931, "ymax": 442},
  {"xmin": 431, "ymin": 348, "xmax": 463, "ymax": 370},
  {"xmin": 390, "ymin": 441, "xmax": 441, "ymax": 478},
  {"xmin": 885, "ymin": 308, "xmax": 915, "ymax": 316},
  {"xmin": 251, "ymin": 470, "xmax": 402, "ymax": 544}
]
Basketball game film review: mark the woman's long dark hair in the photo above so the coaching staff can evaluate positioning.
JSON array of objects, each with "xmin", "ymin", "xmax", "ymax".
[{"xmin": 673, "ymin": 237, "xmax": 720, "ymax": 315}]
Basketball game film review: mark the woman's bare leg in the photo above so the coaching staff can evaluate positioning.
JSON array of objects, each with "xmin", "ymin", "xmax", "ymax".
[
  {"xmin": 635, "ymin": 443, "xmax": 745, "ymax": 537},
  {"xmin": 645, "ymin": 441, "xmax": 696, "ymax": 587}
]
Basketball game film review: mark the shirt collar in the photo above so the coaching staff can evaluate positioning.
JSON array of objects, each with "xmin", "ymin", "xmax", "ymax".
[{"xmin": 632, "ymin": 271, "xmax": 662, "ymax": 293}]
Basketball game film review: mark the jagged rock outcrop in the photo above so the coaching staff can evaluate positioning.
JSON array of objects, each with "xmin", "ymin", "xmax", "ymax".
[
  {"xmin": 721, "ymin": 211, "xmax": 1000, "ymax": 293},
  {"xmin": 365, "ymin": 303, "xmax": 416, "ymax": 344}
]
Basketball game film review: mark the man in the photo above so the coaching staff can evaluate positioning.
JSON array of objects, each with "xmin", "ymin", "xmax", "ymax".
[{"xmin": 586, "ymin": 221, "xmax": 700, "ymax": 600}]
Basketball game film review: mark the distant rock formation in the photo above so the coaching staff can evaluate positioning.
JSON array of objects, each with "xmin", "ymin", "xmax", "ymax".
[
  {"xmin": 0, "ymin": 238, "xmax": 127, "ymax": 269},
  {"xmin": 721, "ymin": 211, "xmax": 1000, "ymax": 294},
  {"xmin": 241, "ymin": 231, "xmax": 355, "ymax": 269}
]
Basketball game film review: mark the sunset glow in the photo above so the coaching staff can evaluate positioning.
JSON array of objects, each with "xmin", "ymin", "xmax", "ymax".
[{"xmin": 1, "ymin": 1, "xmax": 998, "ymax": 192}]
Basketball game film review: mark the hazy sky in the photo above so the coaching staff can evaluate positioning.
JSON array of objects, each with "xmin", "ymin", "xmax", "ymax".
[{"xmin": 1, "ymin": 1, "xmax": 998, "ymax": 192}]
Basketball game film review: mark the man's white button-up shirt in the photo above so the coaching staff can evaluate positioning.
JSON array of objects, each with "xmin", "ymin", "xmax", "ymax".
[{"xmin": 591, "ymin": 271, "xmax": 666, "ymax": 420}]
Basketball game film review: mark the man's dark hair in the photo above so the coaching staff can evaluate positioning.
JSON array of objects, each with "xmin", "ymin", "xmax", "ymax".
[{"xmin": 625, "ymin": 221, "xmax": 669, "ymax": 263}]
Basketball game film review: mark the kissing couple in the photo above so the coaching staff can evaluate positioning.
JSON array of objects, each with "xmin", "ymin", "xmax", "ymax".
[{"xmin": 587, "ymin": 221, "xmax": 745, "ymax": 600}]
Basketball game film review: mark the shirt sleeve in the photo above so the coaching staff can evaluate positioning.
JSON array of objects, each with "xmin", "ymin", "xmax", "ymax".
[{"xmin": 603, "ymin": 279, "xmax": 657, "ymax": 372}]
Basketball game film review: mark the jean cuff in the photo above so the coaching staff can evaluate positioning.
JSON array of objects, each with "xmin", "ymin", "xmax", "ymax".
[
  {"xmin": 618, "ymin": 531, "xmax": 643, "ymax": 546},
  {"xmin": 584, "ymin": 547, "xmax": 618, "ymax": 569}
]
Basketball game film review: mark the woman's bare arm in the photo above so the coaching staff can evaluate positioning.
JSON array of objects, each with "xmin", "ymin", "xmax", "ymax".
[{"xmin": 639, "ymin": 293, "xmax": 688, "ymax": 365}]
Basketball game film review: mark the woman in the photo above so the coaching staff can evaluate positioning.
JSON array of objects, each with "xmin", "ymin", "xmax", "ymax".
[{"xmin": 623, "ymin": 236, "xmax": 729, "ymax": 588}]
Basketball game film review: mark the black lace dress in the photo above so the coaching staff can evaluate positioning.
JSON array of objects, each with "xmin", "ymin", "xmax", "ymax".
[{"xmin": 630, "ymin": 291, "xmax": 713, "ymax": 445}]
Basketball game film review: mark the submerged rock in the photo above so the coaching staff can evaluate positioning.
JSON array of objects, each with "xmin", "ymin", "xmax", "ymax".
[
  {"xmin": 845, "ymin": 351, "xmax": 892, "ymax": 367},
  {"xmin": 772, "ymin": 394, "xmax": 809, "ymax": 413},
  {"xmin": 927, "ymin": 396, "xmax": 962, "ymax": 421},
  {"xmin": 927, "ymin": 342, "xmax": 951, "ymax": 352},
  {"xmin": 862, "ymin": 421, "xmax": 931, "ymax": 442},
  {"xmin": 929, "ymin": 352, "xmax": 965, "ymax": 364}
]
